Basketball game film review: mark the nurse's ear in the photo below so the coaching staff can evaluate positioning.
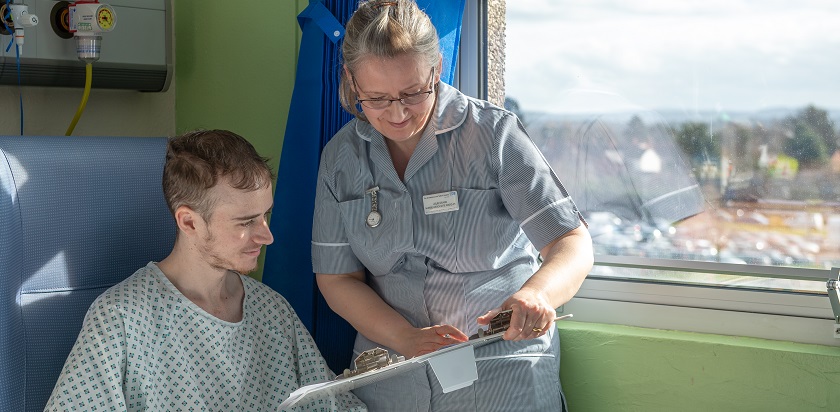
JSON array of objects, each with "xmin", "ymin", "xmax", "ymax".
[
  {"xmin": 435, "ymin": 53, "xmax": 443, "ymax": 84},
  {"xmin": 344, "ymin": 65, "xmax": 356, "ymax": 94}
]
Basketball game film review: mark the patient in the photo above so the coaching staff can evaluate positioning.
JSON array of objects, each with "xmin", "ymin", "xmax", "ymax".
[{"xmin": 44, "ymin": 130, "xmax": 365, "ymax": 411}]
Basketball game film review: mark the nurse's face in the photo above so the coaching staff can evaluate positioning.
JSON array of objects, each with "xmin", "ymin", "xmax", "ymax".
[{"xmin": 350, "ymin": 54, "xmax": 440, "ymax": 145}]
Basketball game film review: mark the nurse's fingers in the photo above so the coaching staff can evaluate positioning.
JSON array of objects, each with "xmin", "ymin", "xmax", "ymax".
[
  {"xmin": 527, "ymin": 312, "xmax": 554, "ymax": 339},
  {"xmin": 505, "ymin": 301, "xmax": 553, "ymax": 341},
  {"xmin": 477, "ymin": 307, "xmax": 503, "ymax": 325},
  {"xmin": 434, "ymin": 325, "xmax": 468, "ymax": 342},
  {"xmin": 404, "ymin": 325, "xmax": 469, "ymax": 357},
  {"xmin": 503, "ymin": 303, "xmax": 528, "ymax": 340}
]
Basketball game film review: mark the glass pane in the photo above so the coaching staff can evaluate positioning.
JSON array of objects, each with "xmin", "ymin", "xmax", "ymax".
[{"xmin": 505, "ymin": 1, "xmax": 840, "ymax": 292}]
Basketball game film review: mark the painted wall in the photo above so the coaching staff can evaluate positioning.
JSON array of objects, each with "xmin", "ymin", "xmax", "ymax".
[
  {"xmin": 0, "ymin": 65, "xmax": 174, "ymax": 137},
  {"xmin": 173, "ymin": 0, "xmax": 306, "ymax": 280},
  {"xmin": 558, "ymin": 321, "xmax": 840, "ymax": 411}
]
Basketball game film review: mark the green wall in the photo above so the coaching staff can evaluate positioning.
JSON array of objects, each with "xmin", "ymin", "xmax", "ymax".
[
  {"xmin": 558, "ymin": 322, "xmax": 840, "ymax": 411},
  {"xmin": 174, "ymin": 1, "xmax": 307, "ymax": 280}
]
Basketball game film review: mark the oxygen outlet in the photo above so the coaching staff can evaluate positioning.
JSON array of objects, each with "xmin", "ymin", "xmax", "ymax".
[{"xmin": 1, "ymin": 4, "xmax": 39, "ymax": 55}]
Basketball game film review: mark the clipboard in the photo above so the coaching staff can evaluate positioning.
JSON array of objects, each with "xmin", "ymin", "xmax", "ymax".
[
  {"xmin": 279, "ymin": 332, "xmax": 504, "ymax": 409},
  {"xmin": 280, "ymin": 313, "xmax": 573, "ymax": 409}
]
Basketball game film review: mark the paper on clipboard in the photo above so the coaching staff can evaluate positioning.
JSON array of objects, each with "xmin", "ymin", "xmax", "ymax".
[{"xmin": 279, "ymin": 332, "xmax": 505, "ymax": 409}]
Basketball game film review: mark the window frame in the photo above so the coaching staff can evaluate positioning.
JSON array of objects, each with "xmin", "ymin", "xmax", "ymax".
[
  {"xmin": 453, "ymin": 0, "xmax": 486, "ymax": 101},
  {"xmin": 568, "ymin": 263, "xmax": 837, "ymax": 347},
  {"xmin": 456, "ymin": 0, "xmax": 840, "ymax": 347},
  {"xmin": 578, "ymin": 257, "xmax": 837, "ymax": 345}
]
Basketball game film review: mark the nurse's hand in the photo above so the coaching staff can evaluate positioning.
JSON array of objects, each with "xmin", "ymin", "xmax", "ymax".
[
  {"xmin": 478, "ymin": 287, "xmax": 555, "ymax": 341},
  {"xmin": 398, "ymin": 325, "xmax": 468, "ymax": 358}
]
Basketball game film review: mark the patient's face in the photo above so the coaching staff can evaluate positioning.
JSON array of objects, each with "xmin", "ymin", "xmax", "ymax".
[{"xmin": 196, "ymin": 180, "xmax": 274, "ymax": 274}]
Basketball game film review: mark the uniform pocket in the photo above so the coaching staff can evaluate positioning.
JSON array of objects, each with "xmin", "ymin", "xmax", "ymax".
[{"xmin": 337, "ymin": 192, "xmax": 405, "ymax": 275}]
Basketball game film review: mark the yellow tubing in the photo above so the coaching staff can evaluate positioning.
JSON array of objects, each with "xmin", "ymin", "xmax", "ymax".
[{"xmin": 65, "ymin": 62, "xmax": 92, "ymax": 136}]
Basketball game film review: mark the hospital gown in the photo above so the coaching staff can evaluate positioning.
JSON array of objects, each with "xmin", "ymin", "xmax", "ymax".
[{"xmin": 44, "ymin": 262, "xmax": 366, "ymax": 412}]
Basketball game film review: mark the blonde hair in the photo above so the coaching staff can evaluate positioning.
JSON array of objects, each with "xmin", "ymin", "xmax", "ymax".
[{"xmin": 339, "ymin": 0, "xmax": 440, "ymax": 120}]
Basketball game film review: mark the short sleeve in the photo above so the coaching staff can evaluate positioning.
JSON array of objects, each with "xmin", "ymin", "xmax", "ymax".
[
  {"xmin": 494, "ymin": 113, "xmax": 584, "ymax": 251},
  {"xmin": 44, "ymin": 295, "xmax": 128, "ymax": 411},
  {"xmin": 311, "ymin": 148, "xmax": 366, "ymax": 275}
]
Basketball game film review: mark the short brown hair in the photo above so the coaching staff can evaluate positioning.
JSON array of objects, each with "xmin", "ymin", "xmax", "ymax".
[{"xmin": 162, "ymin": 129, "xmax": 274, "ymax": 220}]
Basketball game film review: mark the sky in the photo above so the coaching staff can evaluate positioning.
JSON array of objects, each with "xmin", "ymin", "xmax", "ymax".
[{"xmin": 504, "ymin": 0, "xmax": 840, "ymax": 116}]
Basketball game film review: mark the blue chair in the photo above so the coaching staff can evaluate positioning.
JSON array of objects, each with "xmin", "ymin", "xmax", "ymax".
[{"xmin": 0, "ymin": 135, "xmax": 176, "ymax": 412}]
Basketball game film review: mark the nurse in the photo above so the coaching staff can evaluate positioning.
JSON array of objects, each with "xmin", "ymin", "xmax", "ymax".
[{"xmin": 312, "ymin": 0, "xmax": 594, "ymax": 410}]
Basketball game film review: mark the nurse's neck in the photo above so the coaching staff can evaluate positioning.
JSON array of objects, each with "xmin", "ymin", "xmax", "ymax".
[
  {"xmin": 385, "ymin": 136, "xmax": 420, "ymax": 181},
  {"xmin": 385, "ymin": 134, "xmax": 420, "ymax": 181}
]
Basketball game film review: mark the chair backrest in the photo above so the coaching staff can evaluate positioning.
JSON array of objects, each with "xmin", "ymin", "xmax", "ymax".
[{"xmin": 0, "ymin": 135, "xmax": 176, "ymax": 412}]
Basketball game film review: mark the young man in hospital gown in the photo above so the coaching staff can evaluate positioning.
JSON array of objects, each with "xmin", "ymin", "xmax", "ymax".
[{"xmin": 45, "ymin": 130, "xmax": 365, "ymax": 412}]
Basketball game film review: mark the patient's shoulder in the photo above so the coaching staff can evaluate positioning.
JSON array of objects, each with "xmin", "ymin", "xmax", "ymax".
[
  {"xmin": 88, "ymin": 262, "xmax": 168, "ymax": 314},
  {"xmin": 240, "ymin": 275, "xmax": 303, "ymax": 324},
  {"xmin": 240, "ymin": 275, "xmax": 293, "ymax": 308}
]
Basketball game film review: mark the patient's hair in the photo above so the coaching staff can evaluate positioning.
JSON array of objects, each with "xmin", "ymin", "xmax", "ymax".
[{"xmin": 162, "ymin": 129, "xmax": 274, "ymax": 221}]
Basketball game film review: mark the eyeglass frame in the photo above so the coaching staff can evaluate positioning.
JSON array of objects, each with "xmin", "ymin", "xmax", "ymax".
[{"xmin": 352, "ymin": 67, "xmax": 437, "ymax": 110}]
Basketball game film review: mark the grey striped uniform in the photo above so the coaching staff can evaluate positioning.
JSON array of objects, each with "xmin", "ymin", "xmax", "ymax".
[{"xmin": 312, "ymin": 82, "xmax": 582, "ymax": 411}]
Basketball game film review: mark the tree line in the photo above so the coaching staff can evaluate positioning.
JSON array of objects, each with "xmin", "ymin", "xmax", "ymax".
[{"xmin": 673, "ymin": 105, "xmax": 838, "ymax": 170}]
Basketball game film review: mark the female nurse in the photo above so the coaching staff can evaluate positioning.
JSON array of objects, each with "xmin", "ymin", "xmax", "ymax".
[{"xmin": 312, "ymin": 1, "xmax": 594, "ymax": 410}]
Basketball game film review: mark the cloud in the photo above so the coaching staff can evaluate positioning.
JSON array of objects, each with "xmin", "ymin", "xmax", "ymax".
[{"xmin": 505, "ymin": 1, "xmax": 840, "ymax": 114}]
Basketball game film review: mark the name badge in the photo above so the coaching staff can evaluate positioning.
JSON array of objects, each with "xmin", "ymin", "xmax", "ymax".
[{"xmin": 423, "ymin": 191, "xmax": 459, "ymax": 215}]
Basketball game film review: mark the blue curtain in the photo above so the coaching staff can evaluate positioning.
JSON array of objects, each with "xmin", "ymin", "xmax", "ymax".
[{"xmin": 263, "ymin": 0, "xmax": 466, "ymax": 373}]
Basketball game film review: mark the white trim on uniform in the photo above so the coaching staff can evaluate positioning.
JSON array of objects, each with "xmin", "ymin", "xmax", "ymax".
[
  {"xmin": 519, "ymin": 197, "xmax": 572, "ymax": 227},
  {"xmin": 435, "ymin": 109, "xmax": 467, "ymax": 135},
  {"xmin": 311, "ymin": 241, "xmax": 351, "ymax": 247}
]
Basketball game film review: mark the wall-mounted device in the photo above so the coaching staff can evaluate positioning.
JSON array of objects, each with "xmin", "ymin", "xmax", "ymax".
[
  {"xmin": 0, "ymin": 0, "xmax": 171, "ymax": 91},
  {"xmin": 62, "ymin": 0, "xmax": 122, "ymax": 135},
  {"xmin": 68, "ymin": 1, "xmax": 117, "ymax": 63},
  {"xmin": 0, "ymin": 1, "xmax": 40, "ymax": 55}
]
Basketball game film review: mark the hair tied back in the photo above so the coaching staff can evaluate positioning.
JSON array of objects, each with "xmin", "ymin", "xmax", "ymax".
[{"xmin": 372, "ymin": 1, "xmax": 398, "ymax": 10}]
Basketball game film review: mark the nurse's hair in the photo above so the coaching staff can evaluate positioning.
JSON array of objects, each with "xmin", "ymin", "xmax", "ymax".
[
  {"xmin": 162, "ymin": 129, "xmax": 274, "ymax": 221},
  {"xmin": 339, "ymin": 0, "xmax": 440, "ymax": 121}
]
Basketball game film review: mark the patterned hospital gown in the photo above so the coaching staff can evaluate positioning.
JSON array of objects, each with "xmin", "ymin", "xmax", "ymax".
[{"xmin": 44, "ymin": 262, "xmax": 366, "ymax": 412}]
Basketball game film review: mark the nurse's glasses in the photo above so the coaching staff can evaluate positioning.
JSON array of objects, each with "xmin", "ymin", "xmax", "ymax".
[{"xmin": 353, "ymin": 67, "xmax": 436, "ymax": 110}]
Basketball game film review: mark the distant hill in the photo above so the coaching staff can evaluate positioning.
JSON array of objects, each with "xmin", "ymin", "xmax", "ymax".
[{"xmin": 522, "ymin": 107, "xmax": 840, "ymax": 129}]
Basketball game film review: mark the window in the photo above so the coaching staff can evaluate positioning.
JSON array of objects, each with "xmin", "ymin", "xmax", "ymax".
[
  {"xmin": 502, "ymin": 1, "xmax": 840, "ymax": 345},
  {"xmin": 504, "ymin": 1, "xmax": 839, "ymax": 288}
]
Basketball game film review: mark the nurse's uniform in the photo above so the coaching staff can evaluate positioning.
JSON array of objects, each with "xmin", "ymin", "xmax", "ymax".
[{"xmin": 313, "ymin": 82, "xmax": 583, "ymax": 412}]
